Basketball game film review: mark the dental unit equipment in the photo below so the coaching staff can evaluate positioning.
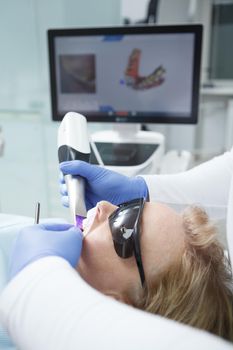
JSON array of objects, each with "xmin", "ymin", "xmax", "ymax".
[{"xmin": 58, "ymin": 112, "xmax": 90, "ymax": 229}]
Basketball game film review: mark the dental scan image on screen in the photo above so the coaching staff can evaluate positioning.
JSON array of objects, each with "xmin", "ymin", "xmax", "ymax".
[
  {"xmin": 55, "ymin": 33, "xmax": 194, "ymax": 120},
  {"xmin": 59, "ymin": 54, "xmax": 96, "ymax": 93}
]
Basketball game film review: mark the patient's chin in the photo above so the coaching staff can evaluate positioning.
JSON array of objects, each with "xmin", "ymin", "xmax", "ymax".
[
  {"xmin": 76, "ymin": 258, "xmax": 102, "ymax": 291},
  {"xmin": 76, "ymin": 257, "xmax": 87, "ymax": 280},
  {"xmin": 76, "ymin": 249, "xmax": 93, "ymax": 278}
]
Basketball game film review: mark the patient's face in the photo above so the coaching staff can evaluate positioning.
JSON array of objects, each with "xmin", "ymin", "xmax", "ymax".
[{"xmin": 77, "ymin": 201, "xmax": 185, "ymax": 298}]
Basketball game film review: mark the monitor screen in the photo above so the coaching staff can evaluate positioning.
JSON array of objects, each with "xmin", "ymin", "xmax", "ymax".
[{"xmin": 48, "ymin": 25, "xmax": 202, "ymax": 124}]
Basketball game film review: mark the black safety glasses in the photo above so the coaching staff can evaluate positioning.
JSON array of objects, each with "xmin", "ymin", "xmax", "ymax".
[{"xmin": 108, "ymin": 198, "xmax": 146, "ymax": 286}]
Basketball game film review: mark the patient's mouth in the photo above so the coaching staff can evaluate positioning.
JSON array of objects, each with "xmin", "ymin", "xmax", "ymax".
[
  {"xmin": 75, "ymin": 215, "xmax": 85, "ymax": 231},
  {"xmin": 82, "ymin": 206, "xmax": 98, "ymax": 237}
]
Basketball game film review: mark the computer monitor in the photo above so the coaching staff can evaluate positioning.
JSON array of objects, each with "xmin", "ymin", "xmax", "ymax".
[{"xmin": 48, "ymin": 25, "xmax": 202, "ymax": 124}]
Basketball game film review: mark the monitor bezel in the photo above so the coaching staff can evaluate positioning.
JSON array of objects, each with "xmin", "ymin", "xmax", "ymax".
[{"xmin": 48, "ymin": 24, "xmax": 202, "ymax": 124}]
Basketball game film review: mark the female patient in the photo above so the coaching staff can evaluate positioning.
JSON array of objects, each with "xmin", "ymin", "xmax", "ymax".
[{"xmin": 77, "ymin": 199, "xmax": 233, "ymax": 342}]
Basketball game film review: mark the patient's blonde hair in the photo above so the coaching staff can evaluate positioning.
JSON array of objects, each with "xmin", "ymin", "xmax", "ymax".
[{"xmin": 131, "ymin": 206, "xmax": 233, "ymax": 342}]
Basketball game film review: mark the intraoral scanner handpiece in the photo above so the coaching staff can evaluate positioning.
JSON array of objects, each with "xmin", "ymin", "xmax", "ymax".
[{"xmin": 58, "ymin": 112, "xmax": 90, "ymax": 229}]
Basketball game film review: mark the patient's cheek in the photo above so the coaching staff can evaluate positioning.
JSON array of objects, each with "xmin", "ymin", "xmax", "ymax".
[
  {"xmin": 77, "ymin": 224, "xmax": 116, "ymax": 272},
  {"xmin": 76, "ymin": 237, "xmax": 105, "ymax": 286},
  {"xmin": 78, "ymin": 227, "xmax": 107, "ymax": 266},
  {"xmin": 83, "ymin": 222, "xmax": 111, "ymax": 250}
]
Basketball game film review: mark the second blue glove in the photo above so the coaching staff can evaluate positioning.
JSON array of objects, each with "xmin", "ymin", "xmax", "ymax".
[{"xmin": 9, "ymin": 223, "xmax": 83, "ymax": 280}]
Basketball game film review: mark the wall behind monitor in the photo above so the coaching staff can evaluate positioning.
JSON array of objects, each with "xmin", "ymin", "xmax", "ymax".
[
  {"xmin": 157, "ymin": 0, "xmax": 229, "ymax": 155},
  {"xmin": 121, "ymin": 0, "xmax": 212, "ymax": 83},
  {"xmin": 0, "ymin": 0, "xmax": 121, "ymax": 115}
]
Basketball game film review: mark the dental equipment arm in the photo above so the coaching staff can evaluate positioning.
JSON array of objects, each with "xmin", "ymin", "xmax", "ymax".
[{"xmin": 0, "ymin": 257, "xmax": 231, "ymax": 350}]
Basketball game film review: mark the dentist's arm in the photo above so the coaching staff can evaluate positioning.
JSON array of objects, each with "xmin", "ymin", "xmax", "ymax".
[
  {"xmin": 60, "ymin": 149, "xmax": 233, "ymax": 219},
  {"xmin": 143, "ymin": 149, "xmax": 233, "ymax": 219}
]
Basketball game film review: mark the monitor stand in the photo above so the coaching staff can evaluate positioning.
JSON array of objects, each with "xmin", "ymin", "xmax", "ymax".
[{"xmin": 90, "ymin": 123, "xmax": 165, "ymax": 176}]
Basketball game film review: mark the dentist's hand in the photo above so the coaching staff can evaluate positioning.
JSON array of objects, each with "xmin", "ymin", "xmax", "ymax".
[
  {"xmin": 9, "ymin": 223, "xmax": 83, "ymax": 280},
  {"xmin": 60, "ymin": 161, "xmax": 149, "ymax": 210}
]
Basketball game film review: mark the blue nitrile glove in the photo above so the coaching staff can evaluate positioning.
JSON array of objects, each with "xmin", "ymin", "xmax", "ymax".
[
  {"xmin": 9, "ymin": 223, "xmax": 83, "ymax": 280},
  {"xmin": 60, "ymin": 160, "xmax": 149, "ymax": 210}
]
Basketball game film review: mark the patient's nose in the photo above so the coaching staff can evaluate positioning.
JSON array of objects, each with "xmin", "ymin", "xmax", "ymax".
[{"xmin": 97, "ymin": 201, "xmax": 118, "ymax": 221}]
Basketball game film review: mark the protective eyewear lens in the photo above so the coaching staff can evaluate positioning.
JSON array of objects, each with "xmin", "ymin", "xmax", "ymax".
[{"xmin": 108, "ymin": 198, "xmax": 146, "ymax": 286}]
